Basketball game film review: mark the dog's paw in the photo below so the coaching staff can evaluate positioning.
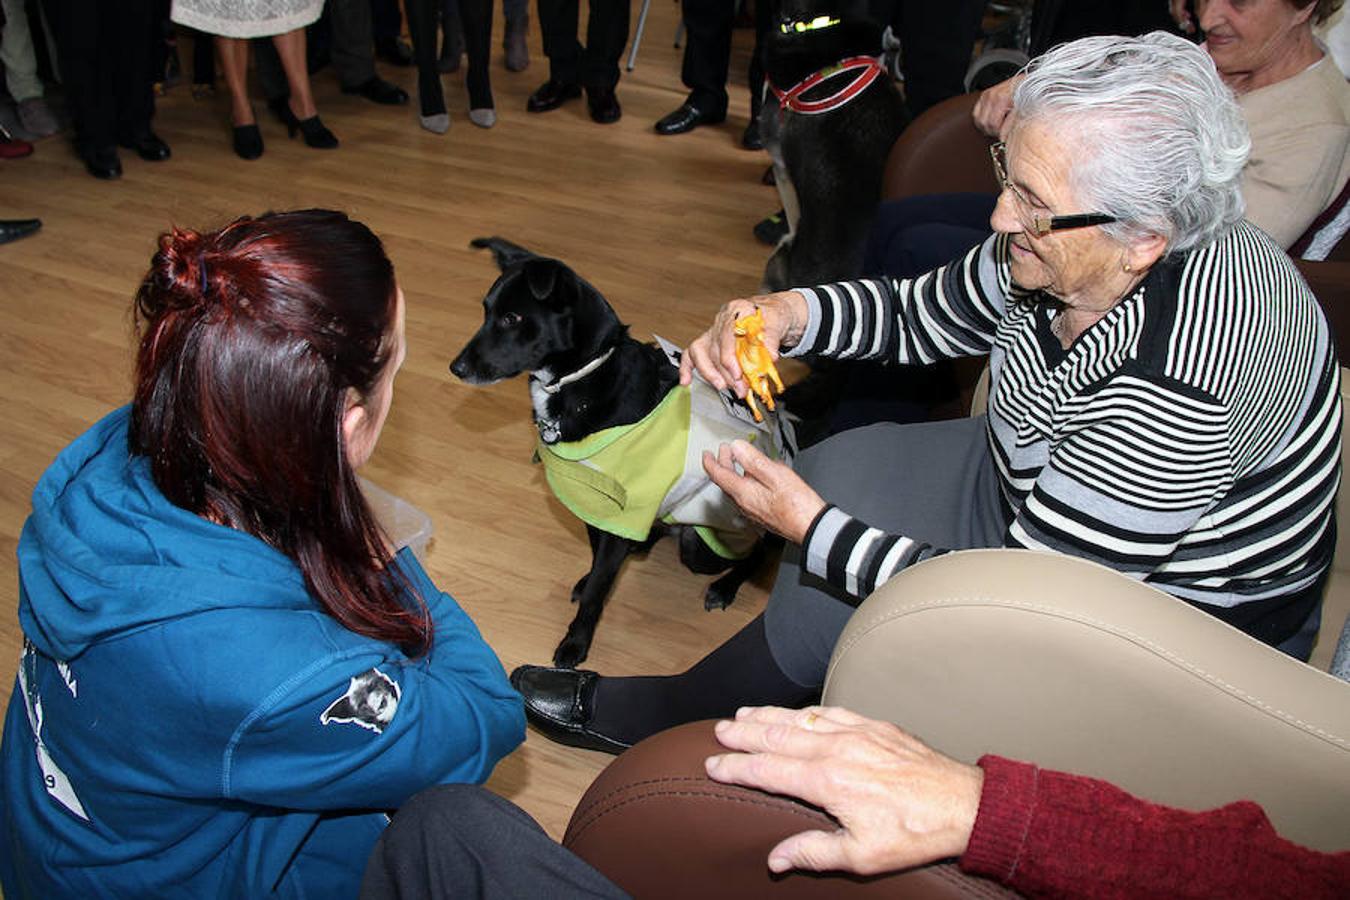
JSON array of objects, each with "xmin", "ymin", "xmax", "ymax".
[
  {"xmin": 703, "ymin": 584, "xmax": 735, "ymax": 611},
  {"xmin": 553, "ymin": 637, "xmax": 590, "ymax": 668}
]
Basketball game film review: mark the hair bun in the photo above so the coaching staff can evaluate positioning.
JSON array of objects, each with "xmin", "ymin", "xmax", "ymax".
[{"xmin": 141, "ymin": 226, "xmax": 211, "ymax": 316}]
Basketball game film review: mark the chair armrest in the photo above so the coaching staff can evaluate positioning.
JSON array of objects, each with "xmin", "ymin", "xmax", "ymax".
[{"xmin": 563, "ymin": 720, "xmax": 1016, "ymax": 898}]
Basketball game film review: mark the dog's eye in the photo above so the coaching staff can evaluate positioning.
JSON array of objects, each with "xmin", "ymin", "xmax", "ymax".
[{"xmin": 499, "ymin": 311, "xmax": 522, "ymax": 328}]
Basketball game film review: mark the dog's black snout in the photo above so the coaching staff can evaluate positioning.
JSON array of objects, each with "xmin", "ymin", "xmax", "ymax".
[{"xmin": 449, "ymin": 354, "xmax": 470, "ymax": 380}]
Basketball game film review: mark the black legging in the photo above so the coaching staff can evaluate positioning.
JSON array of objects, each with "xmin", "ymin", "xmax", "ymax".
[{"xmin": 405, "ymin": 0, "xmax": 493, "ymax": 115}]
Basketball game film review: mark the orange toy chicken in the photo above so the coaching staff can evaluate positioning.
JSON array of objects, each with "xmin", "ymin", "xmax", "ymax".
[{"xmin": 733, "ymin": 309, "xmax": 785, "ymax": 422}]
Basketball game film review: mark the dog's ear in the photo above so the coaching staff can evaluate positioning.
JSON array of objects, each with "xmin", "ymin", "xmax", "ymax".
[
  {"xmin": 470, "ymin": 236, "xmax": 538, "ymax": 271},
  {"xmin": 522, "ymin": 258, "xmax": 562, "ymax": 301}
]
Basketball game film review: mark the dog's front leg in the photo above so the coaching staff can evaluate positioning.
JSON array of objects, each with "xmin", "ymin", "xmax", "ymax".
[{"xmin": 555, "ymin": 525, "xmax": 633, "ymax": 668}]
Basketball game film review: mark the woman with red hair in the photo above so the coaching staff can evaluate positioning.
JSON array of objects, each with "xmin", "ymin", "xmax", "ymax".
[{"xmin": 0, "ymin": 209, "xmax": 524, "ymax": 898}]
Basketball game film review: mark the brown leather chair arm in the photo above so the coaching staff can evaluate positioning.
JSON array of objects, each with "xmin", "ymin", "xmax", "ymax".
[{"xmin": 882, "ymin": 92, "xmax": 998, "ymax": 203}]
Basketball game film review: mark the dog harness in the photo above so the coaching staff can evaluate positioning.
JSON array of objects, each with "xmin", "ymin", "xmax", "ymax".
[
  {"xmin": 771, "ymin": 56, "xmax": 886, "ymax": 115},
  {"xmin": 535, "ymin": 339, "xmax": 795, "ymax": 560}
]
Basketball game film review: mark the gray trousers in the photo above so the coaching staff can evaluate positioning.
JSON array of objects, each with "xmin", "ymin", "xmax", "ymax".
[
  {"xmin": 765, "ymin": 416, "xmax": 1008, "ymax": 686},
  {"xmin": 360, "ymin": 785, "xmax": 629, "ymax": 899},
  {"xmin": 255, "ymin": 0, "xmax": 376, "ymax": 96}
]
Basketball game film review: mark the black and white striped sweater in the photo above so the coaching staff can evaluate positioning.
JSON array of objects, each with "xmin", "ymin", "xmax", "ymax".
[{"xmin": 791, "ymin": 223, "xmax": 1341, "ymax": 644}]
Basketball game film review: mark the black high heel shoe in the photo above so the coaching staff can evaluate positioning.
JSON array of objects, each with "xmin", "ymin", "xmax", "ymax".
[
  {"xmin": 290, "ymin": 115, "xmax": 338, "ymax": 149},
  {"xmin": 271, "ymin": 99, "xmax": 339, "ymax": 149},
  {"xmin": 232, "ymin": 124, "xmax": 263, "ymax": 160}
]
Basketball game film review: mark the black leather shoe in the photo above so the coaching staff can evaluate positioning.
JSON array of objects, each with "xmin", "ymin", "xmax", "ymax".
[
  {"xmin": 741, "ymin": 117, "xmax": 763, "ymax": 150},
  {"xmin": 510, "ymin": 665, "xmax": 631, "ymax": 754},
  {"xmin": 80, "ymin": 146, "xmax": 122, "ymax": 180},
  {"xmin": 586, "ymin": 85, "xmax": 621, "ymax": 124},
  {"xmin": 654, "ymin": 101, "xmax": 725, "ymax": 135},
  {"xmin": 232, "ymin": 124, "xmax": 263, "ymax": 160},
  {"xmin": 119, "ymin": 131, "xmax": 171, "ymax": 161},
  {"xmin": 0, "ymin": 218, "xmax": 41, "ymax": 244},
  {"xmin": 341, "ymin": 76, "xmax": 409, "ymax": 106},
  {"xmin": 527, "ymin": 79, "xmax": 581, "ymax": 113}
]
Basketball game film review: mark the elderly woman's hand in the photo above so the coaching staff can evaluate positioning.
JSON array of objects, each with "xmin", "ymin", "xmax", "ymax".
[
  {"xmin": 705, "ymin": 706, "xmax": 985, "ymax": 876},
  {"xmin": 972, "ymin": 73, "xmax": 1022, "ymax": 139},
  {"xmin": 702, "ymin": 440, "xmax": 825, "ymax": 545},
  {"xmin": 679, "ymin": 291, "xmax": 807, "ymax": 397}
]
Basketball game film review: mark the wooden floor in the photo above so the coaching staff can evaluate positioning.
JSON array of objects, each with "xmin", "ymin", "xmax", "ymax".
[{"xmin": 0, "ymin": 6, "xmax": 778, "ymax": 839}]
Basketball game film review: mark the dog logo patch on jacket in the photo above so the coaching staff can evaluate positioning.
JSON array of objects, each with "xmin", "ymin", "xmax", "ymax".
[{"xmin": 321, "ymin": 669, "xmax": 401, "ymax": 733}]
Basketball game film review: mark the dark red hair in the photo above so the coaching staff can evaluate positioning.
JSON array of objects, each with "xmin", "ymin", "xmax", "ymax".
[{"xmin": 130, "ymin": 209, "xmax": 431, "ymax": 655}]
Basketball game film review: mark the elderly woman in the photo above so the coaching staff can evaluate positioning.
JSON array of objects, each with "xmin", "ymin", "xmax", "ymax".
[
  {"xmin": 512, "ymin": 32, "xmax": 1342, "ymax": 754},
  {"xmin": 974, "ymin": 0, "xmax": 1350, "ymax": 251}
]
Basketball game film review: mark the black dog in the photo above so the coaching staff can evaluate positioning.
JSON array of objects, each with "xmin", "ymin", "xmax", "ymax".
[
  {"xmin": 760, "ymin": 0, "xmax": 909, "ymax": 291},
  {"xmin": 450, "ymin": 237, "xmax": 789, "ymax": 667}
]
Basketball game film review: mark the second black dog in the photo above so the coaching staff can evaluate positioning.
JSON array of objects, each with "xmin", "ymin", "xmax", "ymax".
[
  {"xmin": 451, "ymin": 237, "xmax": 786, "ymax": 667},
  {"xmin": 760, "ymin": 0, "xmax": 910, "ymax": 291}
]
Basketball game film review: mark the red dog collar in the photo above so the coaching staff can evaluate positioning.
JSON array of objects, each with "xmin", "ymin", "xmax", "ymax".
[{"xmin": 771, "ymin": 56, "xmax": 886, "ymax": 115}]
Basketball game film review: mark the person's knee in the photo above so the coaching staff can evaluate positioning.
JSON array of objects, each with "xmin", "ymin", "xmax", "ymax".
[{"xmin": 386, "ymin": 784, "xmax": 493, "ymax": 841}]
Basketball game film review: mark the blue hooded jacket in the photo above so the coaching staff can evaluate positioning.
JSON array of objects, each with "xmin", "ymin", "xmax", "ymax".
[{"xmin": 0, "ymin": 407, "xmax": 525, "ymax": 899}]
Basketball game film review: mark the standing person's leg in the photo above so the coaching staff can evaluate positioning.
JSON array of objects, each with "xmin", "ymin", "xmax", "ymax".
[
  {"xmin": 0, "ymin": 0, "xmax": 58, "ymax": 137},
  {"xmin": 740, "ymin": 0, "xmax": 775, "ymax": 149},
  {"xmin": 578, "ymin": 0, "xmax": 628, "ymax": 122},
  {"xmin": 371, "ymin": 0, "xmax": 414, "ymax": 62},
  {"xmin": 111, "ymin": 0, "xmax": 168, "ymax": 157},
  {"xmin": 459, "ymin": 0, "xmax": 495, "ymax": 122},
  {"xmin": 655, "ymin": 0, "xmax": 731, "ymax": 133},
  {"xmin": 328, "ymin": 0, "xmax": 377, "ymax": 89},
  {"xmin": 272, "ymin": 28, "xmax": 339, "ymax": 146},
  {"xmin": 329, "ymin": 0, "xmax": 407, "ymax": 101},
  {"xmin": 502, "ymin": 0, "xmax": 530, "ymax": 71},
  {"xmin": 405, "ymin": 0, "xmax": 450, "ymax": 129},
  {"xmin": 527, "ymin": 0, "xmax": 583, "ymax": 110},
  {"xmin": 42, "ymin": 0, "xmax": 120, "ymax": 175},
  {"xmin": 216, "ymin": 36, "xmax": 256, "ymax": 125},
  {"xmin": 361, "ymin": 785, "xmax": 629, "ymax": 900},
  {"xmin": 894, "ymin": 0, "xmax": 985, "ymax": 118}
]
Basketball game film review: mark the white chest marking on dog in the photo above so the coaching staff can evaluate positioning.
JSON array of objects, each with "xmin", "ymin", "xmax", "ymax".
[
  {"xmin": 530, "ymin": 368, "xmax": 560, "ymax": 442},
  {"xmin": 529, "ymin": 349, "xmax": 616, "ymax": 443}
]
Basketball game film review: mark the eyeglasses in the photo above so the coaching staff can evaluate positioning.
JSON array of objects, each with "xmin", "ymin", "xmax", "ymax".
[{"xmin": 990, "ymin": 142, "xmax": 1117, "ymax": 237}]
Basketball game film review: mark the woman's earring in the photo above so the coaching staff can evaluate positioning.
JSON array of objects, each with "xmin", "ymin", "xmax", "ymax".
[{"xmin": 1122, "ymin": 262, "xmax": 1133, "ymax": 273}]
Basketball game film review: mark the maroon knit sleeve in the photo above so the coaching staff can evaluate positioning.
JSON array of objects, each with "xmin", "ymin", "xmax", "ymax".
[{"xmin": 958, "ymin": 755, "xmax": 1350, "ymax": 899}]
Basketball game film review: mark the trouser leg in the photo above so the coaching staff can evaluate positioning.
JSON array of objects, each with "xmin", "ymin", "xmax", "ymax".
[
  {"xmin": 41, "ymin": 0, "xmax": 113, "ymax": 150},
  {"xmin": 360, "ymin": 785, "xmax": 630, "ymax": 900},
  {"xmin": 679, "ymin": 0, "xmax": 732, "ymax": 116},
  {"xmin": 0, "ymin": 0, "xmax": 45, "ymax": 101},
  {"xmin": 460, "ymin": 0, "xmax": 493, "ymax": 106},
  {"xmin": 579, "ymin": 0, "xmax": 628, "ymax": 89},
  {"xmin": 111, "ymin": 0, "xmax": 156, "ymax": 141},
  {"xmin": 537, "ymin": 0, "xmax": 581, "ymax": 83},
  {"xmin": 328, "ymin": 0, "xmax": 378, "ymax": 88},
  {"xmin": 764, "ymin": 416, "xmax": 1008, "ymax": 685}
]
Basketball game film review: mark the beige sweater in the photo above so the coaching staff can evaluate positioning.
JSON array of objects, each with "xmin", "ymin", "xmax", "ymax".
[{"xmin": 1240, "ymin": 53, "xmax": 1350, "ymax": 249}]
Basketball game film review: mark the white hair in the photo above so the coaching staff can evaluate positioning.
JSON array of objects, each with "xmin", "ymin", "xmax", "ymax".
[{"xmin": 1012, "ymin": 31, "xmax": 1250, "ymax": 253}]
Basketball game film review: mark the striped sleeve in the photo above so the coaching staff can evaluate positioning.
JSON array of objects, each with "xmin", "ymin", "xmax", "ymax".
[
  {"xmin": 801, "ymin": 378, "xmax": 1235, "ymax": 599},
  {"xmin": 785, "ymin": 234, "xmax": 1009, "ymax": 366}
]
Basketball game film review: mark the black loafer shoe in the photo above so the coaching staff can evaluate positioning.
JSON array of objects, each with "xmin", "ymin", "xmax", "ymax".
[
  {"xmin": 654, "ymin": 101, "xmax": 725, "ymax": 135},
  {"xmin": 342, "ymin": 76, "xmax": 409, "ymax": 106},
  {"xmin": 81, "ymin": 146, "xmax": 122, "ymax": 180},
  {"xmin": 585, "ymin": 85, "xmax": 621, "ymax": 124},
  {"xmin": 0, "ymin": 218, "xmax": 42, "ymax": 244},
  {"xmin": 527, "ymin": 79, "xmax": 581, "ymax": 113},
  {"xmin": 741, "ymin": 118, "xmax": 763, "ymax": 150},
  {"xmin": 510, "ymin": 665, "xmax": 631, "ymax": 754},
  {"xmin": 120, "ymin": 131, "xmax": 171, "ymax": 161}
]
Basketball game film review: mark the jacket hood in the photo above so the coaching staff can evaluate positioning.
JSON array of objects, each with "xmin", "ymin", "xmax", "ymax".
[{"xmin": 18, "ymin": 406, "xmax": 313, "ymax": 661}]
